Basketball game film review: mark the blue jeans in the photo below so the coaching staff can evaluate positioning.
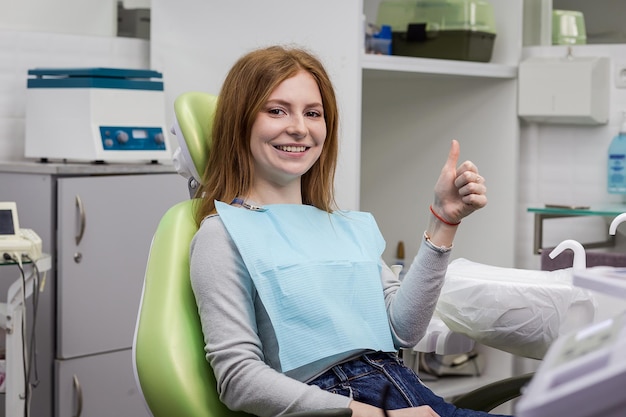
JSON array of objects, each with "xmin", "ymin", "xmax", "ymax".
[{"xmin": 308, "ymin": 352, "xmax": 511, "ymax": 417}]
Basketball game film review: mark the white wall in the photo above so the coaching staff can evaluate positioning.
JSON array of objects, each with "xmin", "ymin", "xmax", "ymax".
[
  {"xmin": 0, "ymin": 30, "xmax": 150, "ymax": 162},
  {"xmin": 0, "ymin": 0, "xmax": 118, "ymax": 37}
]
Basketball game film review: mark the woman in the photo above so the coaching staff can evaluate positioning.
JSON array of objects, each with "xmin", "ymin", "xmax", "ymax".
[{"xmin": 190, "ymin": 45, "xmax": 505, "ymax": 417}]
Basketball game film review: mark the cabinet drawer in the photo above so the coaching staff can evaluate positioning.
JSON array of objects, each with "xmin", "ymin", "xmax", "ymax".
[{"xmin": 55, "ymin": 349, "xmax": 150, "ymax": 417}]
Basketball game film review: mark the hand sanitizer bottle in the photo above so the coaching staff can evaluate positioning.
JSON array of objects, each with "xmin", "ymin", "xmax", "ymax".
[{"xmin": 608, "ymin": 111, "xmax": 626, "ymax": 194}]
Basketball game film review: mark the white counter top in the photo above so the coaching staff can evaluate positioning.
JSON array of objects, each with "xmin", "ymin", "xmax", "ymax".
[{"xmin": 0, "ymin": 160, "xmax": 178, "ymax": 175}]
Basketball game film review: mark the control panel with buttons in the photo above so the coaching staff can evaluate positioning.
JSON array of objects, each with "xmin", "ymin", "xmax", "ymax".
[{"xmin": 99, "ymin": 126, "xmax": 167, "ymax": 151}]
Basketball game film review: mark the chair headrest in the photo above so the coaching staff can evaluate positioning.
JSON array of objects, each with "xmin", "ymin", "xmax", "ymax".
[{"xmin": 171, "ymin": 92, "xmax": 218, "ymax": 185}]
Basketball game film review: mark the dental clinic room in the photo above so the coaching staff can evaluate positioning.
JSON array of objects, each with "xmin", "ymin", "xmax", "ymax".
[{"xmin": 2, "ymin": 0, "xmax": 626, "ymax": 416}]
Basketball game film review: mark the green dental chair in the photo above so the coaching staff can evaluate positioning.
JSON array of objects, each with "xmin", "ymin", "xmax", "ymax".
[{"xmin": 132, "ymin": 92, "xmax": 531, "ymax": 417}]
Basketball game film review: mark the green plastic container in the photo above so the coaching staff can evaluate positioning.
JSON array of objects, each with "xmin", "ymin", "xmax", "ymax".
[
  {"xmin": 552, "ymin": 10, "xmax": 586, "ymax": 45},
  {"xmin": 376, "ymin": 0, "xmax": 497, "ymax": 62}
]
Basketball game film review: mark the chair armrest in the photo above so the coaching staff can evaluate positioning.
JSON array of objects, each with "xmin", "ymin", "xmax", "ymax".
[{"xmin": 451, "ymin": 373, "xmax": 534, "ymax": 412}]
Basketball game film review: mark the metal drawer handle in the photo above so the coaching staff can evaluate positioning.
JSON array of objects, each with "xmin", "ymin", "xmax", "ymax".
[
  {"xmin": 72, "ymin": 374, "xmax": 83, "ymax": 417},
  {"xmin": 75, "ymin": 195, "xmax": 86, "ymax": 246}
]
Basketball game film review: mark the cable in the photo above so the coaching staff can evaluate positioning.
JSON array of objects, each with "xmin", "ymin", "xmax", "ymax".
[
  {"xmin": 11, "ymin": 255, "xmax": 30, "ymax": 417},
  {"xmin": 3, "ymin": 252, "xmax": 36, "ymax": 417},
  {"xmin": 27, "ymin": 257, "xmax": 41, "ymax": 391},
  {"xmin": 23, "ymin": 257, "xmax": 40, "ymax": 417},
  {"xmin": 21, "ymin": 255, "xmax": 42, "ymax": 417}
]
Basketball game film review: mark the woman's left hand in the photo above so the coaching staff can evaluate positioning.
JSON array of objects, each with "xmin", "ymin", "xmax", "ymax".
[{"xmin": 432, "ymin": 139, "xmax": 487, "ymax": 224}]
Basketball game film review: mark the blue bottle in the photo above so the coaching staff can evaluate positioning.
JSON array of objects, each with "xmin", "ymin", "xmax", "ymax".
[
  {"xmin": 370, "ymin": 25, "xmax": 392, "ymax": 55},
  {"xmin": 608, "ymin": 113, "xmax": 626, "ymax": 194}
]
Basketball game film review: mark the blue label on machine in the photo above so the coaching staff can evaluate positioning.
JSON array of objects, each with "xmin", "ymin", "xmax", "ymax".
[{"xmin": 99, "ymin": 126, "xmax": 167, "ymax": 151}]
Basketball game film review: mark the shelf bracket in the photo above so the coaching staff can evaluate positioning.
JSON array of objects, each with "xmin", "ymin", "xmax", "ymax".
[{"xmin": 533, "ymin": 213, "xmax": 616, "ymax": 254}]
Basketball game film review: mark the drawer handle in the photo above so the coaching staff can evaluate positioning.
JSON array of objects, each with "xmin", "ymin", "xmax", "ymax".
[
  {"xmin": 75, "ymin": 195, "xmax": 86, "ymax": 246},
  {"xmin": 72, "ymin": 374, "xmax": 83, "ymax": 417}
]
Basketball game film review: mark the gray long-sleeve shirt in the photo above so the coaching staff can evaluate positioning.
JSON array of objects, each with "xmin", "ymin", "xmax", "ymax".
[{"xmin": 190, "ymin": 213, "xmax": 451, "ymax": 417}]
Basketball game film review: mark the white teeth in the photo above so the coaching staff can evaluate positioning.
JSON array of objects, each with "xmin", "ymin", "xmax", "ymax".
[{"xmin": 276, "ymin": 145, "xmax": 306, "ymax": 153}]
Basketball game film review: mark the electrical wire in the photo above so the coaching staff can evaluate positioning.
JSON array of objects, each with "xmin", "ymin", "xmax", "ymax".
[
  {"xmin": 27, "ymin": 256, "xmax": 41, "ymax": 391},
  {"xmin": 21, "ymin": 254, "xmax": 42, "ymax": 417},
  {"xmin": 11, "ymin": 255, "xmax": 30, "ymax": 417}
]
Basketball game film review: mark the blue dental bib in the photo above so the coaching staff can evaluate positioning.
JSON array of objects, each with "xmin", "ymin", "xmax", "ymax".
[{"xmin": 215, "ymin": 201, "xmax": 395, "ymax": 372}]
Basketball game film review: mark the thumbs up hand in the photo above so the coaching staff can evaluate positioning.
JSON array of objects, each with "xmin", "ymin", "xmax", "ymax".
[{"xmin": 431, "ymin": 140, "xmax": 487, "ymax": 225}]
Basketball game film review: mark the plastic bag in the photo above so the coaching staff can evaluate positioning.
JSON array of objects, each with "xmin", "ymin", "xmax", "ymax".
[{"xmin": 435, "ymin": 258, "xmax": 597, "ymax": 359}]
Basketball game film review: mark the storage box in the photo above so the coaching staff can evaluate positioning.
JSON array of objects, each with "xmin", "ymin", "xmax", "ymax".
[{"xmin": 376, "ymin": 0, "xmax": 497, "ymax": 62}]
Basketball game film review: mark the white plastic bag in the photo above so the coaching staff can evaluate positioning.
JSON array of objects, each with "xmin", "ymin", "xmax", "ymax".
[{"xmin": 436, "ymin": 258, "xmax": 597, "ymax": 359}]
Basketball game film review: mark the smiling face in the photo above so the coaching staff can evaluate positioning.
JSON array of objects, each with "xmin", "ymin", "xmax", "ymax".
[{"xmin": 249, "ymin": 70, "xmax": 327, "ymax": 198}]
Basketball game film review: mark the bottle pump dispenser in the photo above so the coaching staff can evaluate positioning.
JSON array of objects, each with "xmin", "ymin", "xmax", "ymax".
[{"xmin": 608, "ymin": 111, "xmax": 626, "ymax": 195}]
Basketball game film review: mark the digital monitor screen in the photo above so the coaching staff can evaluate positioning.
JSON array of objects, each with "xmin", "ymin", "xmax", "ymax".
[
  {"xmin": 0, "ymin": 209, "xmax": 16, "ymax": 235},
  {"xmin": 132, "ymin": 129, "xmax": 148, "ymax": 139}
]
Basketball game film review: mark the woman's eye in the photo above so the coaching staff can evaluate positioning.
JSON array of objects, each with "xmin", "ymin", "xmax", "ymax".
[
  {"xmin": 306, "ymin": 110, "xmax": 322, "ymax": 118},
  {"xmin": 268, "ymin": 108, "xmax": 285, "ymax": 115}
]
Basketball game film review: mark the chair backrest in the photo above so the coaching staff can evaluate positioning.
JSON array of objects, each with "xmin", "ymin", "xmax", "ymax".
[
  {"xmin": 132, "ymin": 92, "xmax": 251, "ymax": 417},
  {"xmin": 170, "ymin": 91, "xmax": 218, "ymax": 186}
]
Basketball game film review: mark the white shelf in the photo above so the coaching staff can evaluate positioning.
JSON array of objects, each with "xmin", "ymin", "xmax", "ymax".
[{"xmin": 361, "ymin": 53, "xmax": 518, "ymax": 79}]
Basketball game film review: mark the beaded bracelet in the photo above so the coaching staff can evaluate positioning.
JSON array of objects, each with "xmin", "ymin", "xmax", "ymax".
[{"xmin": 429, "ymin": 205, "xmax": 461, "ymax": 226}]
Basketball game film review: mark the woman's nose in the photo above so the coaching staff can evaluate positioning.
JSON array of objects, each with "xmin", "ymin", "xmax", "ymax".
[{"xmin": 286, "ymin": 115, "xmax": 307, "ymax": 138}]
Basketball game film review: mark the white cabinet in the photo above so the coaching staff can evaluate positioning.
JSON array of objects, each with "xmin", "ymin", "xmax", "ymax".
[{"xmin": 0, "ymin": 164, "xmax": 189, "ymax": 417}]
